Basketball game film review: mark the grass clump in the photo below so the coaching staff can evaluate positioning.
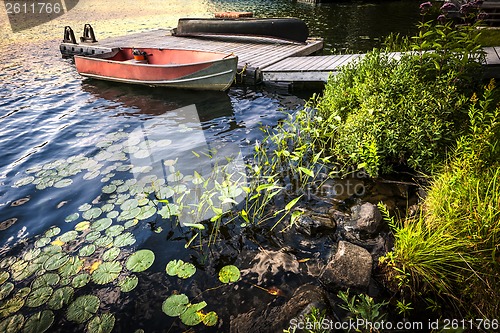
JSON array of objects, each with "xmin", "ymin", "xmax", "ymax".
[{"xmin": 381, "ymin": 82, "xmax": 500, "ymax": 318}]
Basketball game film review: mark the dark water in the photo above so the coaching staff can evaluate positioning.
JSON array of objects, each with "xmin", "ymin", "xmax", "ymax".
[{"xmin": 0, "ymin": 1, "xmax": 420, "ymax": 332}]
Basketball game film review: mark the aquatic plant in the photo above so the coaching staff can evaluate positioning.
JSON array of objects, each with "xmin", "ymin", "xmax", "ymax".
[
  {"xmin": 218, "ymin": 265, "xmax": 240, "ymax": 284},
  {"xmin": 165, "ymin": 259, "xmax": 196, "ymax": 279}
]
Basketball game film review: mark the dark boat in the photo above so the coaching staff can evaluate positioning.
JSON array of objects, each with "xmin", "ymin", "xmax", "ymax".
[{"xmin": 173, "ymin": 18, "xmax": 309, "ymax": 44}]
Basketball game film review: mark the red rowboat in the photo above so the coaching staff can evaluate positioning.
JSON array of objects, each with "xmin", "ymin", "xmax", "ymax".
[{"xmin": 74, "ymin": 48, "xmax": 238, "ymax": 91}]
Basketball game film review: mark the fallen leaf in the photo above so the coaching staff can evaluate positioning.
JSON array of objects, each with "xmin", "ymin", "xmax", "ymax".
[{"xmin": 52, "ymin": 239, "xmax": 65, "ymax": 246}]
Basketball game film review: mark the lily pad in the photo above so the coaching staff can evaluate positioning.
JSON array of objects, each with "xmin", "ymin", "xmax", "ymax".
[
  {"xmin": 44, "ymin": 227, "xmax": 61, "ymax": 238},
  {"xmin": 120, "ymin": 199, "xmax": 138, "ymax": 211},
  {"xmin": 85, "ymin": 231, "xmax": 101, "ymax": 242},
  {"xmin": 94, "ymin": 236, "xmax": 113, "ymax": 248},
  {"xmin": 78, "ymin": 204, "xmax": 92, "ymax": 212},
  {"xmin": 79, "ymin": 244, "xmax": 96, "ymax": 257},
  {"xmin": 35, "ymin": 238, "xmax": 51, "ymax": 248},
  {"xmin": 22, "ymin": 310, "xmax": 54, "ymax": 333},
  {"xmin": 42, "ymin": 245, "xmax": 62, "ymax": 254},
  {"xmin": 75, "ymin": 221, "xmax": 91, "ymax": 232},
  {"xmin": 166, "ymin": 260, "xmax": 195, "ymax": 279},
  {"xmin": 71, "ymin": 274, "xmax": 90, "ymax": 288},
  {"xmin": 0, "ymin": 296, "xmax": 25, "ymax": 318},
  {"xmin": 13, "ymin": 176, "xmax": 35, "ymax": 187},
  {"xmin": 114, "ymin": 233, "xmax": 136, "ymax": 248},
  {"xmin": 66, "ymin": 295, "xmax": 100, "ymax": 324},
  {"xmin": 58, "ymin": 231, "xmax": 78, "ymax": 242},
  {"xmin": 218, "ymin": 265, "xmax": 240, "ymax": 284},
  {"xmin": 105, "ymin": 225, "xmax": 124, "ymax": 237},
  {"xmin": 83, "ymin": 170, "xmax": 100, "ymax": 180},
  {"xmin": 118, "ymin": 275, "xmax": 138, "ymax": 293},
  {"xmin": 12, "ymin": 263, "xmax": 39, "ymax": 281},
  {"xmin": 32, "ymin": 273, "xmax": 60, "ymax": 289},
  {"xmin": 25, "ymin": 286, "xmax": 53, "ymax": 308},
  {"xmin": 106, "ymin": 211, "xmax": 119, "ymax": 219},
  {"xmin": 91, "ymin": 218, "xmax": 112, "ymax": 232},
  {"xmin": 102, "ymin": 248, "xmax": 120, "ymax": 262},
  {"xmin": 123, "ymin": 220, "xmax": 138, "ymax": 230},
  {"xmin": 101, "ymin": 203, "xmax": 115, "ymax": 213},
  {"xmin": 83, "ymin": 208, "xmax": 103, "ymax": 221},
  {"xmin": 0, "ymin": 257, "xmax": 16, "ymax": 269},
  {"xmin": 179, "ymin": 301, "xmax": 207, "ymax": 326},
  {"xmin": 165, "ymin": 260, "xmax": 182, "ymax": 276},
  {"xmin": 162, "ymin": 294, "xmax": 189, "ymax": 317},
  {"xmin": 87, "ymin": 313, "xmax": 115, "ymax": 333},
  {"xmin": 202, "ymin": 311, "xmax": 218, "ymax": 326},
  {"xmin": 47, "ymin": 286, "xmax": 74, "ymax": 310},
  {"xmin": 102, "ymin": 185, "xmax": 117, "ymax": 194},
  {"xmin": 0, "ymin": 283, "xmax": 14, "ymax": 301},
  {"xmin": 54, "ymin": 179, "xmax": 73, "ymax": 188},
  {"xmin": 126, "ymin": 250, "xmax": 155, "ymax": 273},
  {"xmin": 43, "ymin": 253, "xmax": 69, "ymax": 271},
  {"xmin": 136, "ymin": 205, "xmax": 156, "ymax": 221},
  {"xmin": 118, "ymin": 207, "xmax": 141, "ymax": 221},
  {"xmin": 65, "ymin": 213, "xmax": 80, "ymax": 223},
  {"xmin": 0, "ymin": 271, "xmax": 9, "ymax": 285},
  {"xmin": 0, "ymin": 314, "xmax": 24, "ymax": 333},
  {"xmin": 59, "ymin": 257, "xmax": 83, "ymax": 278},
  {"xmin": 91, "ymin": 261, "xmax": 122, "ymax": 285}
]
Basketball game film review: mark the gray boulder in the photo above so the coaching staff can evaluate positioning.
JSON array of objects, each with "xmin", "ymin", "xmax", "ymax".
[{"xmin": 351, "ymin": 202, "xmax": 382, "ymax": 234}]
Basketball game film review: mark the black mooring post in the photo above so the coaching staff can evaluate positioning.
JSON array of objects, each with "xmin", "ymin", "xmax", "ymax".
[
  {"xmin": 63, "ymin": 26, "xmax": 77, "ymax": 44},
  {"xmin": 80, "ymin": 24, "xmax": 98, "ymax": 43}
]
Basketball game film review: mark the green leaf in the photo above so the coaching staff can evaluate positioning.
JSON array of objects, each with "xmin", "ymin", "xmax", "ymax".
[
  {"xmin": 0, "ymin": 314, "xmax": 25, "ymax": 333},
  {"xmin": 298, "ymin": 167, "xmax": 314, "ymax": 178},
  {"xmin": 86, "ymin": 313, "xmax": 115, "ymax": 333},
  {"xmin": 285, "ymin": 195, "xmax": 302, "ymax": 211},
  {"xmin": 47, "ymin": 286, "xmax": 74, "ymax": 310},
  {"xmin": 118, "ymin": 275, "xmax": 138, "ymax": 293},
  {"xmin": 218, "ymin": 265, "xmax": 240, "ymax": 284},
  {"xmin": 43, "ymin": 253, "xmax": 70, "ymax": 271},
  {"xmin": 179, "ymin": 302, "xmax": 206, "ymax": 326},
  {"xmin": 126, "ymin": 250, "xmax": 155, "ymax": 273},
  {"xmin": 202, "ymin": 311, "xmax": 218, "ymax": 326},
  {"xmin": 91, "ymin": 261, "xmax": 122, "ymax": 285},
  {"xmin": 32, "ymin": 273, "xmax": 60, "ymax": 289},
  {"xmin": 71, "ymin": 274, "xmax": 90, "ymax": 288},
  {"xmin": 0, "ymin": 297, "xmax": 25, "ymax": 318},
  {"xmin": 162, "ymin": 294, "xmax": 189, "ymax": 317},
  {"xmin": 114, "ymin": 232, "xmax": 136, "ymax": 248},
  {"xmin": 0, "ymin": 282, "xmax": 14, "ymax": 301},
  {"xmin": 102, "ymin": 248, "xmax": 120, "ymax": 262},
  {"xmin": 182, "ymin": 223, "xmax": 205, "ymax": 230},
  {"xmin": 26, "ymin": 287, "xmax": 53, "ymax": 308},
  {"xmin": 66, "ymin": 295, "xmax": 100, "ymax": 324},
  {"xmin": 22, "ymin": 310, "xmax": 54, "ymax": 333},
  {"xmin": 79, "ymin": 244, "xmax": 96, "ymax": 257}
]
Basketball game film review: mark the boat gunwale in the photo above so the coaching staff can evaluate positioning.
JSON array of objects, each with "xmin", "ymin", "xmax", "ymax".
[{"xmin": 74, "ymin": 48, "xmax": 238, "ymax": 69}]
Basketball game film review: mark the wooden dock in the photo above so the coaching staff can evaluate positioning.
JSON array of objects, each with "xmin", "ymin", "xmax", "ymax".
[
  {"xmin": 60, "ymin": 29, "xmax": 500, "ymax": 85},
  {"xmin": 59, "ymin": 29, "xmax": 323, "ymax": 85}
]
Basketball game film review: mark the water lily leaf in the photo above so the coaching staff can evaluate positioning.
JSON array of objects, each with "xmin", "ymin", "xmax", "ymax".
[
  {"xmin": 118, "ymin": 275, "xmax": 138, "ymax": 293},
  {"xmin": 87, "ymin": 313, "xmax": 115, "ymax": 333},
  {"xmin": 35, "ymin": 238, "xmax": 51, "ymax": 248},
  {"xmin": 177, "ymin": 263, "xmax": 196, "ymax": 279},
  {"xmin": 83, "ymin": 208, "xmax": 103, "ymax": 221},
  {"xmin": 65, "ymin": 213, "xmax": 80, "ymax": 223},
  {"xmin": 13, "ymin": 176, "xmax": 35, "ymax": 187},
  {"xmin": 71, "ymin": 274, "xmax": 90, "ymax": 288},
  {"xmin": 78, "ymin": 204, "xmax": 92, "ymax": 212},
  {"xmin": 179, "ymin": 302, "xmax": 207, "ymax": 326},
  {"xmin": 91, "ymin": 218, "xmax": 112, "ymax": 232},
  {"xmin": 12, "ymin": 263, "xmax": 39, "ymax": 281},
  {"xmin": 91, "ymin": 261, "xmax": 122, "ymax": 285},
  {"xmin": 59, "ymin": 231, "xmax": 78, "ymax": 242},
  {"xmin": 114, "ymin": 233, "xmax": 136, "ymax": 248},
  {"xmin": 15, "ymin": 287, "xmax": 31, "ymax": 299},
  {"xmin": 0, "ymin": 257, "xmax": 15, "ymax": 270},
  {"xmin": 22, "ymin": 310, "xmax": 54, "ymax": 333},
  {"xmin": 94, "ymin": 236, "xmax": 113, "ymax": 248},
  {"xmin": 79, "ymin": 244, "xmax": 96, "ymax": 257},
  {"xmin": 0, "ymin": 283, "xmax": 14, "ymax": 301},
  {"xmin": 162, "ymin": 294, "xmax": 189, "ymax": 317},
  {"xmin": 75, "ymin": 221, "xmax": 91, "ymax": 232},
  {"xmin": 126, "ymin": 250, "xmax": 155, "ymax": 273},
  {"xmin": 101, "ymin": 203, "xmax": 115, "ymax": 213},
  {"xmin": 165, "ymin": 260, "xmax": 183, "ymax": 276},
  {"xmin": 0, "ymin": 314, "xmax": 24, "ymax": 333},
  {"xmin": 59, "ymin": 257, "xmax": 83, "ymax": 278},
  {"xmin": 83, "ymin": 170, "xmax": 100, "ymax": 180},
  {"xmin": 123, "ymin": 220, "xmax": 138, "ymax": 230},
  {"xmin": 136, "ymin": 205, "xmax": 156, "ymax": 221},
  {"xmin": 32, "ymin": 273, "xmax": 59, "ymax": 289},
  {"xmin": 119, "ymin": 207, "xmax": 141, "ymax": 221},
  {"xmin": 32, "ymin": 254, "xmax": 49, "ymax": 266},
  {"xmin": 0, "ymin": 296, "xmax": 25, "ymax": 317},
  {"xmin": 66, "ymin": 295, "xmax": 100, "ymax": 324},
  {"xmin": 0, "ymin": 271, "xmax": 9, "ymax": 285},
  {"xmin": 102, "ymin": 248, "xmax": 120, "ymax": 262},
  {"xmin": 54, "ymin": 179, "xmax": 73, "ymax": 188},
  {"xmin": 44, "ymin": 253, "xmax": 70, "ymax": 271},
  {"xmin": 51, "ymin": 239, "xmax": 65, "ymax": 247},
  {"xmin": 102, "ymin": 185, "xmax": 117, "ymax": 194},
  {"xmin": 25, "ymin": 286, "xmax": 53, "ymax": 308},
  {"xmin": 120, "ymin": 199, "xmax": 138, "ymax": 211},
  {"xmin": 218, "ymin": 265, "xmax": 240, "ymax": 284},
  {"xmin": 105, "ymin": 225, "xmax": 124, "ymax": 237},
  {"xmin": 85, "ymin": 231, "xmax": 101, "ymax": 242},
  {"xmin": 47, "ymin": 286, "xmax": 74, "ymax": 310},
  {"xmin": 42, "ymin": 245, "xmax": 62, "ymax": 254},
  {"xmin": 106, "ymin": 211, "xmax": 119, "ymax": 219},
  {"xmin": 202, "ymin": 311, "xmax": 218, "ymax": 326},
  {"xmin": 44, "ymin": 227, "xmax": 61, "ymax": 238}
]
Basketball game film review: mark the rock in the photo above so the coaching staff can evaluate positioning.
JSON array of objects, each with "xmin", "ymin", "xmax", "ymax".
[
  {"xmin": 320, "ymin": 241, "xmax": 372, "ymax": 290},
  {"xmin": 295, "ymin": 211, "xmax": 336, "ymax": 237},
  {"xmin": 351, "ymin": 202, "xmax": 382, "ymax": 234},
  {"xmin": 230, "ymin": 284, "xmax": 329, "ymax": 333}
]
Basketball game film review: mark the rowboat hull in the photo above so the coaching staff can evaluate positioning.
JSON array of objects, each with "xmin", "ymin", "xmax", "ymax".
[
  {"xmin": 74, "ymin": 48, "xmax": 238, "ymax": 91},
  {"xmin": 174, "ymin": 18, "xmax": 309, "ymax": 44}
]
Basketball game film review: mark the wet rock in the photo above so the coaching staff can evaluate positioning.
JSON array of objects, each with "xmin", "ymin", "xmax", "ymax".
[
  {"xmin": 350, "ymin": 202, "xmax": 382, "ymax": 234},
  {"xmin": 295, "ymin": 211, "xmax": 336, "ymax": 237},
  {"xmin": 230, "ymin": 284, "xmax": 329, "ymax": 333},
  {"xmin": 318, "ymin": 178, "xmax": 366, "ymax": 201},
  {"xmin": 320, "ymin": 241, "xmax": 372, "ymax": 290},
  {"xmin": 240, "ymin": 250, "xmax": 300, "ymax": 284}
]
